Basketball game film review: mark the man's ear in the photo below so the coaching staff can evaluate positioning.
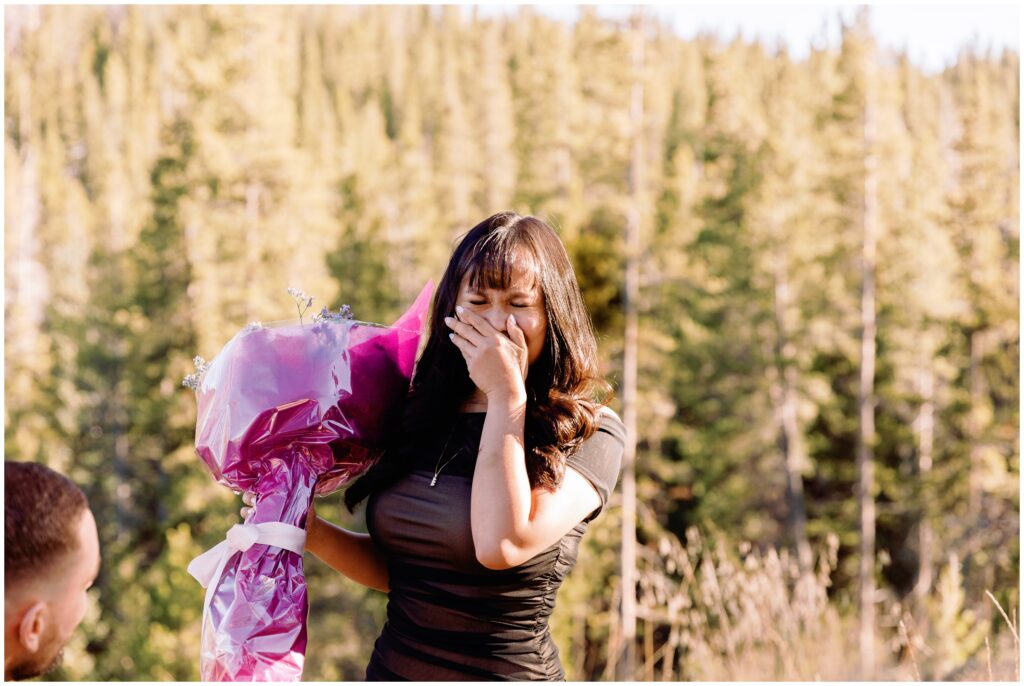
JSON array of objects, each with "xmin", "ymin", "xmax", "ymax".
[{"xmin": 18, "ymin": 601, "xmax": 47, "ymax": 653}]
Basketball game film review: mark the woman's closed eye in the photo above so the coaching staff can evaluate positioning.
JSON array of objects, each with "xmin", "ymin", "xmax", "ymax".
[{"xmin": 468, "ymin": 300, "xmax": 529, "ymax": 307}]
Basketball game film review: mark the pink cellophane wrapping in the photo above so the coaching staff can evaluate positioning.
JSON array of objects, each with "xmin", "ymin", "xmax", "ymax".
[{"xmin": 192, "ymin": 282, "xmax": 432, "ymax": 681}]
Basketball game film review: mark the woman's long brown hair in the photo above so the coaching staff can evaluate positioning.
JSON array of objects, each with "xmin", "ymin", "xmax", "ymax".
[{"xmin": 344, "ymin": 211, "xmax": 613, "ymax": 512}]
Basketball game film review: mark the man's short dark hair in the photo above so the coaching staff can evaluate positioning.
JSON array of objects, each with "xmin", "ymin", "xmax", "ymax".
[{"xmin": 4, "ymin": 461, "xmax": 89, "ymax": 587}]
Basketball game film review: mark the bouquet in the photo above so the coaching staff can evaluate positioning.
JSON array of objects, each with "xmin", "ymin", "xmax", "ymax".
[{"xmin": 184, "ymin": 282, "xmax": 432, "ymax": 681}]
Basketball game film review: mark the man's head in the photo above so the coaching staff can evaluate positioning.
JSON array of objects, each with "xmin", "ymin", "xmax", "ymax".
[{"xmin": 4, "ymin": 461, "xmax": 99, "ymax": 681}]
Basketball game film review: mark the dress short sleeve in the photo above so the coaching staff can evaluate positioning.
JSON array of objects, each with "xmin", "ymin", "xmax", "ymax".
[{"xmin": 564, "ymin": 407, "xmax": 626, "ymax": 524}]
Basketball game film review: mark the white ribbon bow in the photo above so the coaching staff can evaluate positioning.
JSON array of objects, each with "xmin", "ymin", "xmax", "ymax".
[{"xmin": 187, "ymin": 522, "xmax": 307, "ymax": 644}]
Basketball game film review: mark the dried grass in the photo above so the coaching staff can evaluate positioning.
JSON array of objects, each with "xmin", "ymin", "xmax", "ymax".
[{"xmin": 627, "ymin": 527, "xmax": 1019, "ymax": 681}]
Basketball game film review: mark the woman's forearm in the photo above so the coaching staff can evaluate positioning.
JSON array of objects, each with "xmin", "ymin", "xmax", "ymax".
[
  {"xmin": 305, "ymin": 517, "xmax": 389, "ymax": 592},
  {"xmin": 470, "ymin": 390, "xmax": 533, "ymax": 568}
]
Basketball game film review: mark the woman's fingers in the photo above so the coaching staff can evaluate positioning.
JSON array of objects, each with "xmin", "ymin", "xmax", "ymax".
[
  {"xmin": 241, "ymin": 491, "xmax": 255, "ymax": 519},
  {"xmin": 506, "ymin": 315, "xmax": 526, "ymax": 347},
  {"xmin": 444, "ymin": 315, "xmax": 482, "ymax": 345},
  {"xmin": 506, "ymin": 315, "xmax": 529, "ymax": 378},
  {"xmin": 454, "ymin": 306, "xmax": 496, "ymax": 337},
  {"xmin": 449, "ymin": 331, "xmax": 472, "ymax": 357},
  {"xmin": 448, "ymin": 307, "xmax": 530, "ymax": 391}
]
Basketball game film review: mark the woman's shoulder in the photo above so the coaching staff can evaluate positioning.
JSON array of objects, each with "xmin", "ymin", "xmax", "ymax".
[
  {"xmin": 570, "ymin": 405, "xmax": 626, "ymax": 458},
  {"xmin": 564, "ymin": 405, "xmax": 626, "ymax": 524},
  {"xmin": 593, "ymin": 405, "xmax": 626, "ymax": 440}
]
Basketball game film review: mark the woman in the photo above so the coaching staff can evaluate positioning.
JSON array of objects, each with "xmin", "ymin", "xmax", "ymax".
[{"xmin": 244, "ymin": 211, "xmax": 625, "ymax": 680}]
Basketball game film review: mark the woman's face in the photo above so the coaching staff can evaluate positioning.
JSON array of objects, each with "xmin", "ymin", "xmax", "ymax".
[{"xmin": 455, "ymin": 267, "xmax": 548, "ymax": 369}]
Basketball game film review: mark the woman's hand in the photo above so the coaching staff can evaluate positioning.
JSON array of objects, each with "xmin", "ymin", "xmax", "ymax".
[
  {"xmin": 445, "ymin": 306, "xmax": 528, "ymax": 400},
  {"xmin": 240, "ymin": 491, "xmax": 255, "ymax": 520}
]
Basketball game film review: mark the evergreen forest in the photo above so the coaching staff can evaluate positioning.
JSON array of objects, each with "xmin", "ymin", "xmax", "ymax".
[{"xmin": 3, "ymin": 4, "xmax": 1019, "ymax": 681}]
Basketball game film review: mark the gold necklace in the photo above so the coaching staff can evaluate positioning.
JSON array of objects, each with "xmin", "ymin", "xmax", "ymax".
[{"xmin": 430, "ymin": 425, "xmax": 462, "ymax": 487}]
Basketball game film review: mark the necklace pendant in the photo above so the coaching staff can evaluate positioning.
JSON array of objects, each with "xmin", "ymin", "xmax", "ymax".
[{"xmin": 430, "ymin": 475, "xmax": 438, "ymax": 487}]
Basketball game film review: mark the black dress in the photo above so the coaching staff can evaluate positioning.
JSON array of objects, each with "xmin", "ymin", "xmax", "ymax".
[{"xmin": 363, "ymin": 408, "xmax": 626, "ymax": 681}]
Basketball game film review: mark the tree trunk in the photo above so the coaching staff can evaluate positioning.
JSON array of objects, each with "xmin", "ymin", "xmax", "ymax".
[
  {"xmin": 603, "ymin": 581, "xmax": 623, "ymax": 681},
  {"xmin": 617, "ymin": 8, "xmax": 645, "ymax": 681},
  {"xmin": 967, "ymin": 329, "xmax": 987, "ymax": 519},
  {"xmin": 244, "ymin": 180, "xmax": 261, "ymax": 321},
  {"xmin": 112, "ymin": 326, "xmax": 131, "ymax": 542},
  {"xmin": 8, "ymin": 55, "xmax": 46, "ymax": 362},
  {"xmin": 857, "ymin": 62, "xmax": 879, "ymax": 677},
  {"xmin": 771, "ymin": 247, "xmax": 813, "ymax": 572},
  {"xmin": 913, "ymin": 353, "xmax": 935, "ymax": 600}
]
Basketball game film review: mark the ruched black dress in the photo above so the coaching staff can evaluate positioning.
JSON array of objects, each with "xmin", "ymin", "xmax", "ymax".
[{"xmin": 363, "ymin": 408, "xmax": 625, "ymax": 681}]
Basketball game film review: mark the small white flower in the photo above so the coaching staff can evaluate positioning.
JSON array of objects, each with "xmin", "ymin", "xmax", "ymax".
[
  {"xmin": 287, "ymin": 287, "xmax": 316, "ymax": 325},
  {"xmin": 182, "ymin": 356, "xmax": 210, "ymax": 392}
]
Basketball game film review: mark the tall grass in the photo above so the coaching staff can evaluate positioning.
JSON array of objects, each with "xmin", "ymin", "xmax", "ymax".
[{"xmin": 615, "ymin": 527, "xmax": 1019, "ymax": 681}]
